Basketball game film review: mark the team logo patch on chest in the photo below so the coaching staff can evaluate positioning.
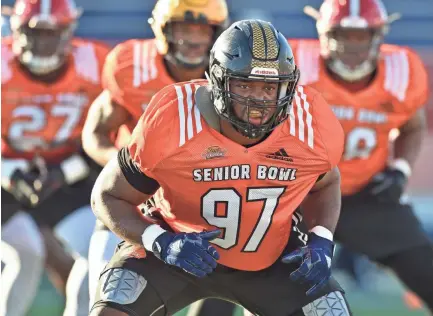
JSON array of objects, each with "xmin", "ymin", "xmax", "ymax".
[{"xmin": 202, "ymin": 146, "xmax": 227, "ymax": 160}]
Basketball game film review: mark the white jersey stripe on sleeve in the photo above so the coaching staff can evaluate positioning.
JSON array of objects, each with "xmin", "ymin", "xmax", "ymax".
[
  {"xmin": 141, "ymin": 42, "xmax": 149, "ymax": 84},
  {"xmin": 397, "ymin": 51, "xmax": 409, "ymax": 102},
  {"xmin": 289, "ymin": 101, "xmax": 296, "ymax": 136},
  {"xmin": 298, "ymin": 86, "xmax": 314, "ymax": 149},
  {"xmin": 133, "ymin": 42, "xmax": 141, "ymax": 87},
  {"xmin": 149, "ymin": 44, "xmax": 158, "ymax": 80},
  {"xmin": 174, "ymin": 85, "xmax": 186, "ymax": 146},
  {"xmin": 295, "ymin": 92, "xmax": 305, "ymax": 142},
  {"xmin": 384, "ymin": 55, "xmax": 393, "ymax": 92},
  {"xmin": 185, "ymin": 84, "xmax": 195, "ymax": 140}
]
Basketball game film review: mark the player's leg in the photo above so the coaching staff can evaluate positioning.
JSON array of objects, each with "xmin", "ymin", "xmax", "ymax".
[
  {"xmin": 376, "ymin": 244, "xmax": 433, "ymax": 311},
  {"xmin": 54, "ymin": 205, "xmax": 97, "ymax": 316},
  {"xmin": 88, "ymin": 223, "xmax": 123, "ymax": 308},
  {"xmin": 90, "ymin": 242, "xmax": 212, "ymax": 316},
  {"xmin": 187, "ymin": 299, "xmax": 240, "ymax": 316},
  {"xmin": 208, "ymin": 212, "xmax": 351, "ymax": 316},
  {"xmin": 1, "ymin": 211, "xmax": 46, "ymax": 316},
  {"xmin": 39, "ymin": 224, "xmax": 75, "ymax": 295},
  {"xmin": 335, "ymin": 195, "xmax": 433, "ymax": 311}
]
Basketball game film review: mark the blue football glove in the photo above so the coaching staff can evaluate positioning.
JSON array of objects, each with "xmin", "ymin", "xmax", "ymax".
[
  {"xmin": 364, "ymin": 167, "xmax": 407, "ymax": 203},
  {"xmin": 152, "ymin": 229, "xmax": 221, "ymax": 278},
  {"xmin": 281, "ymin": 232, "xmax": 334, "ymax": 296}
]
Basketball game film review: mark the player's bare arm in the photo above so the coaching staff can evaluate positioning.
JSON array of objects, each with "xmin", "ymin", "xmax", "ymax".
[
  {"xmin": 301, "ymin": 167, "xmax": 341, "ymax": 234},
  {"xmin": 394, "ymin": 108, "xmax": 427, "ymax": 169},
  {"xmin": 82, "ymin": 90, "xmax": 132, "ymax": 167},
  {"xmin": 91, "ymin": 155, "xmax": 153, "ymax": 246},
  {"xmin": 282, "ymin": 167, "xmax": 341, "ymax": 296}
]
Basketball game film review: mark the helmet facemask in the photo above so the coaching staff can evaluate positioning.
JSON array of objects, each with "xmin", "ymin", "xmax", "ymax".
[
  {"xmin": 321, "ymin": 26, "xmax": 385, "ymax": 82},
  {"xmin": 12, "ymin": 18, "xmax": 76, "ymax": 75},
  {"xmin": 211, "ymin": 65, "xmax": 300, "ymax": 139}
]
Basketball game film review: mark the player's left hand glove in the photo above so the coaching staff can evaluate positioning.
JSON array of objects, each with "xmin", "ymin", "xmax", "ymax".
[
  {"xmin": 8, "ymin": 155, "xmax": 89, "ymax": 208},
  {"xmin": 281, "ymin": 232, "xmax": 334, "ymax": 296},
  {"xmin": 365, "ymin": 166, "xmax": 408, "ymax": 203}
]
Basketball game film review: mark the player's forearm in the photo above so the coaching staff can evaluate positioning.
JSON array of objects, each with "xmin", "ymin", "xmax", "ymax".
[
  {"xmin": 91, "ymin": 190, "xmax": 151, "ymax": 247},
  {"xmin": 394, "ymin": 125, "xmax": 426, "ymax": 168},
  {"xmin": 301, "ymin": 168, "xmax": 341, "ymax": 234},
  {"xmin": 83, "ymin": 134, "xmax": 119, "ymax": 167}
]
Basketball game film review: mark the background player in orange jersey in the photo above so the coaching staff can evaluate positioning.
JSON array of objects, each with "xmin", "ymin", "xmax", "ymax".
[
  {"xmin": 1, "ymin": 0, "xmax": 109, "ymax": 315},
  {"xmin": 89, "ymin": 19, "xmax": 353, "ymax": 316},
  {"xmin": 289, "ymin": 0, "xmax": 433, "ymax": 311},
  {"xmin": 80, "ymin": 0, "xmax": 232, "ymax": 313}
]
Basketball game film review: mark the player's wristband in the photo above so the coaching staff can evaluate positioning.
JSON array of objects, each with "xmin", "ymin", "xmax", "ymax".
[
  {"xmin": 60, "ymin": 155, "xmax": 90, "ymax": 185},
  {"xmin": 390, "ymin": 158, "xmax": 412, "ymax": 178},
  {"xmin": 141, "ymin": 224, "xmax": 167, "ymax": 252},
  {"xmin": 310, "ymin": 226, "xmax": 334, "ymax": 241}
]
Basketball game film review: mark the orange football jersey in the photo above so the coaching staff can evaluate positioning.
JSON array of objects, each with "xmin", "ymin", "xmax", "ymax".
[
  {"xmin": 1, "ymin": 37, "xmax": 109, "ymax": 163},
  {"xmin": 289, "ymin": 39, "xmax": 429, "ymax": 195},
  {"xmin": 128, "ymin": 80, "xmax": 344, "ymax": 271},
  {"xmin": 102, "ymin": 39, "xmax": 175, "ymax": 127}
]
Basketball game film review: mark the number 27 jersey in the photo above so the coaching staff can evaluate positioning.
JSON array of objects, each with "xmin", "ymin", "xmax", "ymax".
[{"xmin": 129, "ymin": 81, "xmax": 344, "ymax": 271}]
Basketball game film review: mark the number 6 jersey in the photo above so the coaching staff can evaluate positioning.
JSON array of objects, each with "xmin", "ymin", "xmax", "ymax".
[
  {"xmin": 1, "ymin": 37, "xmax": 109, "ymax": 162},
  {"xmin": 128, "ymin": 80, "xmax": 344, "ymax": 271},
  {"xmin": 289, "ymin": 39, "xmax": 429, "ymax": 196}
]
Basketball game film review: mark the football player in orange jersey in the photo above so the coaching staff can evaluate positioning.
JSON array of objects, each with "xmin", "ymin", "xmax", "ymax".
[
  {"xmin": 89, "ymin": 19, "xmax": 353, "ymax": 316},
  {"xmin": 289, "ymin": 0, "xmax": 433, "ymax": 311},
  {"xmin": 1, "ymin": 0, "xmax": 109, "ymax": 315},
  {"xmin": 81, "ymin": 0, "xmax": 233, "ymax": 313}
]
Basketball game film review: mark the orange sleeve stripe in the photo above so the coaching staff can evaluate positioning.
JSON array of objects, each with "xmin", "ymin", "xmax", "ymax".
[{"xmin": 289, "ymin": 86, "xmax": 314, "ymax": 149}]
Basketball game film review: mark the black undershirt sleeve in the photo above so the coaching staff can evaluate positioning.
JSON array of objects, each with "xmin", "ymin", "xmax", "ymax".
[{"xmin": 117, "ymin": 147, "xmax": 160, "ymax": 195}]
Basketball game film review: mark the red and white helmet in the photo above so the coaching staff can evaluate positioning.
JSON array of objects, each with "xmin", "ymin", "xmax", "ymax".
[
  {"xmin": 10, "ymin": 0, "xmax": 82, "ymax": 75},
  {"xmin": 305, "ymin": 0, "xmax": 400, "ymax": 81}
]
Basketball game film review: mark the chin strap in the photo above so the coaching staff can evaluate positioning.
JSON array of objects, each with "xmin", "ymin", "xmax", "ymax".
[{"xmin": 194, "ymin": 85, "xmax": 221, "ymax": 132}]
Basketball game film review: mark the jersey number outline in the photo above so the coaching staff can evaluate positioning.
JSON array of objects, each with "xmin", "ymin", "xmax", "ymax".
[
  {"xmin": 8, "ymin": 104, "xmax": 84, "ymax": 150},
  {"xmin": 343, "ymin": 127, "xmax": 377, "ymax": 160},
  {"xmin": 201, "ymin": 187, "xmax": 286, "ymax": 252}
]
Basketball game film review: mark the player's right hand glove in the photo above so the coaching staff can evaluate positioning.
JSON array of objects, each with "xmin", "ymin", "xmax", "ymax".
[{"xmin": 148, "ymin": 227, "xmax": 221, "ymax": 278}]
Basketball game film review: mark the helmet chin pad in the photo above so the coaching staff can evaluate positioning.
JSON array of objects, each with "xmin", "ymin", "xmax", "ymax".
[{"xmin": 328, "ymin": 59, "xmax": 375, "ymax": 81}]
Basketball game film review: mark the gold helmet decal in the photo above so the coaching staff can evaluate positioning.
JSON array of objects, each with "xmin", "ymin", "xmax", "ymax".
[
  {"xmin": 149, "ymin": 0, "xmax": 229, "ymax": 54},
  {"xmin": 250, "ymin": 20, "xmax": 280, "ymax": 70}
]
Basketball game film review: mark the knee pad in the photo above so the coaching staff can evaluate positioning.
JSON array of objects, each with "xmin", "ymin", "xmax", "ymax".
[
  {"xmin": 302, "ymin": 291, "xmax": 352, "ymax": 316},
  {"xmin": 98, "ymin": 268, "xmax": 147, "ymax": 305},
  {"xmin": 88, "ymin": 230, "xmax": 122, "ymax": 308}
]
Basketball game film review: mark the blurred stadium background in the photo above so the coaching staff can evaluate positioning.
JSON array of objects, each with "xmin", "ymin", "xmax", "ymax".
[{"xmin": 1, "ymin": 0, "xmax": 432, "ymax": 315}]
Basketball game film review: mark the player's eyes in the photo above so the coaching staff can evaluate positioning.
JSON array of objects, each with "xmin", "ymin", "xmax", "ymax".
[
  {"xmin": 237, "ymin": 84, "xmax": 249, "ymax": 89},
  {"xmin": 264, "ymin": 86, "xmax": 275, "ymax": 91}
]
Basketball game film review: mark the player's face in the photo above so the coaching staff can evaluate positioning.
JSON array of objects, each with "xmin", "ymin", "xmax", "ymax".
[
  {"xmin": 229, "ymin": 79, "xmax": 279, "ymax": 126},
  {"xmin": 170, "ymin": 22, "xmax": 214, "ymax": 65},
  {"xmin": 330, "ymin": 28, "xmax": 374, "ymax": 69},
  {"xmin": 14, "ymin": 21, "xmax": 74, "ymax": 74},
  {"xmin": 19, "ymin": 25, "xmax": 68, "ymax": 57}
]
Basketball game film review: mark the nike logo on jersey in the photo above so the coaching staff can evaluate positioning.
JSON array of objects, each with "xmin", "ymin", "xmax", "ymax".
[{"xmin": 266, "ymin": 148, "xmax": 293, "ymax": 162}]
